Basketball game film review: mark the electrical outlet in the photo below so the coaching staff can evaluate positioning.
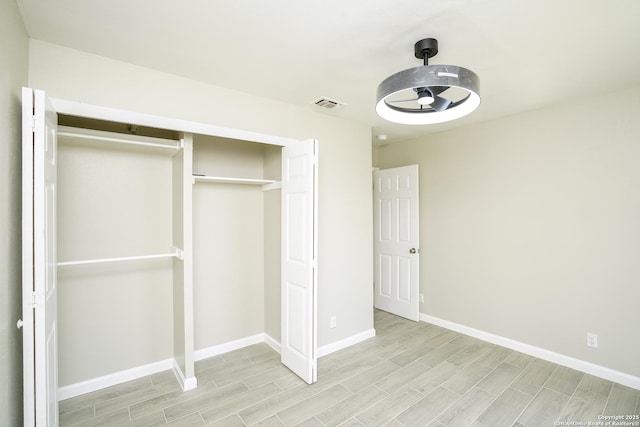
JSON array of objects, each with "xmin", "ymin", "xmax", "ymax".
[
  {"xmin": 330, "ymin": 316, "xmax": 337, "ymax": 328},
  {"xmin": 587, "ymin": 333, "xmax": 598, "ymax": 348},
  {"xmin": 419, "ymin": 293, "xmax": 424, "ymax": 303}
]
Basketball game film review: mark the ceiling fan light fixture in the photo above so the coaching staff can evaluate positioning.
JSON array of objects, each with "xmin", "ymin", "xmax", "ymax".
[
  {"xmin": 416, "ymin": 88, "xmax": 434, "ymax": 105},
  {"xmin": 376, "ymin": 38, "xmax": 480, "ymax": 125}
]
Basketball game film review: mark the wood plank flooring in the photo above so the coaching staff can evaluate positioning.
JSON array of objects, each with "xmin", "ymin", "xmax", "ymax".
[{"xmin": 59, "ymin": 310, "xmax": 640, "ymax": 426}]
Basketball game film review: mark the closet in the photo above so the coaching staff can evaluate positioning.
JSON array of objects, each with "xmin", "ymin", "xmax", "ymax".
[
  {"xmin": 21, "ymin": 88, "xmax": 317, "ymax": 425},
  {"xmin": 55, "ymin": 119, "xmax": 195, "ymax": 391},
  {"xmin": 192, "ymin": 135, "xmax": 282, "ymax": 353},
  {"xmin": 54, "ymin": 121, "xmax": 289, "ymax": 391}
]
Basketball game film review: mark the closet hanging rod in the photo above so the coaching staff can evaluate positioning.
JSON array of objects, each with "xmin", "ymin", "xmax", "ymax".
[
  {"xmin": 192, "ymin": 175, "xmax": 276, "ymax": 185},
  {"xmin": 58, "ymin": 126, "xmax": 181, "ymax": 151},
  {"xmin": 57, "ymin": 252, "xmax": 181, "ymax": 267}
]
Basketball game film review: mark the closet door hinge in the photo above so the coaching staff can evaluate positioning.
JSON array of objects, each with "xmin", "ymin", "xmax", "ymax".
[
  {"xmin": 31, "ymin": 291, "xmax": 39, "ymax": 308},
  {"xmin": 31, "ymin": 115, "xmax": 37, "ymax": 132}
]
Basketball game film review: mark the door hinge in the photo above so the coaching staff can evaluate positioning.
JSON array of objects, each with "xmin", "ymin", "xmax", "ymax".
[
  {"xmin": 31, "ymin": 291, "xmax": 40, "ymax": 308},
  {"xmin": 31, "ymin": 115, "xmax": 37, "ymax": 132}
]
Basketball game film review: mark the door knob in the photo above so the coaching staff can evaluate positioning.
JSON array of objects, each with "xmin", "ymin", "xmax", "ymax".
[{"xmin": 409, "ymin": 248, "xmax": 418, "ymax": 254}]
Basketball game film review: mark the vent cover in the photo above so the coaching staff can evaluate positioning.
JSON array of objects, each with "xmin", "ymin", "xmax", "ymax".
[{"xmin": 313, "ymin": 97, "xmax": 344, "ymax": 110}]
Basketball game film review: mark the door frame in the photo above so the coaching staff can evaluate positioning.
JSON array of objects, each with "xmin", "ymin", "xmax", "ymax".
[{"xmin": 49, "ymin": 98, "xmax": 296, "ymax": 148}]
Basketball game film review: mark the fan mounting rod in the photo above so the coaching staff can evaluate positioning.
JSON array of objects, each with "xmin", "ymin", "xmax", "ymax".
[{"xmin": 414, "ymin": 38, "xmax": 438, "ymax": 65}]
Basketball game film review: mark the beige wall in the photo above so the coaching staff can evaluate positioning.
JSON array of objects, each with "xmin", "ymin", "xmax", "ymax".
[
  {"xmin": 28, "ymin": 39, "xmax": 373, "ymax": 382},
  {"xmin": 263, "ymin": 146, "xmax": 282, "ymax": 342},
  {"xmin": 56, "ymin": 138, "xmax": 174, "ymax": 385},
  {"xmin": 0, "ymin": 0, "xmax": 29, "ymax": 424},
  {"xmin": 375, "ymin": 85, "xmax": 640, "ymax": 378},
  {"xmin": 192, "ymin": 136, "xmax": 267, "ymax": 349}
]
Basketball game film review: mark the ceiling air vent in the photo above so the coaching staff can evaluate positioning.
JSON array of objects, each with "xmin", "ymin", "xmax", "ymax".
[{"xmin": 313, "ymin": 97, "xmax": 344, "ymax": 110}]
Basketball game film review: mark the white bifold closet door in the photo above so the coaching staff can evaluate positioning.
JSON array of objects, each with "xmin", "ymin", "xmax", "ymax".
[
  {"xmin": 22, "ymin": 87, "xmax": 59, "ymax": 427},
  {"xmin": 281, "ymin": 139, "xmax": 318, "ymax": 384}
]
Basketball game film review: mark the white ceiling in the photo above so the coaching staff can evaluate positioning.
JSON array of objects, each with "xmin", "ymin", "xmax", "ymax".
[{"xmin": 16, "ymin": 0, "xmax": 640, "ymax": 145}]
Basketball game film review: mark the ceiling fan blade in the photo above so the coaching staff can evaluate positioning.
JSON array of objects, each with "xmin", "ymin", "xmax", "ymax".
[
  {"xmin": 431, "ymin": 95, "xmax": 452, "ymax": 112},
  {"xmin": 429, "ymin": 86, "xmax": 449, "ymax": 96},
  {"xmin": 387, "ymin": 97, "xmax": 419, "ymax": 103}
]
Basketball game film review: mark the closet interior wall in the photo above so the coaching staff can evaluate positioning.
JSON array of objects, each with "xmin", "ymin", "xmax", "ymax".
[
  {"xmin": 56, "ymin": 120, "xmax": 180, "ymax": 387},
  {"xmin": 56, "ymin": 119, "xmax": 284, "ymax": 389},
  {"xmin": 192, "ymin": 135, "xmax": 282, "ymax": 351},
  {"xmin": 263, "ymin": 144, "xmax": 282, "ymax": 343}
]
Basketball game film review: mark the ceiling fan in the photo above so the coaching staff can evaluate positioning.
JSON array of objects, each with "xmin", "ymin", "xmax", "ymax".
[{"xmin": 376, "ymin": 38, "xmax": 481, "ymax": 125}]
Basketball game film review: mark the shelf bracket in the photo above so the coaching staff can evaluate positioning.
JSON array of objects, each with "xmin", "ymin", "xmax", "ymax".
[{"xmin": 172, "ymin": 247, "xmax": 185, "ymax": 260}]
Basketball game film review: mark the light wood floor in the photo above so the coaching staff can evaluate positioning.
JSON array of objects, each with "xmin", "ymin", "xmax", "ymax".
[{"xmin": 60, "ymin": 310, "xmax": 640, "ymax": 426}]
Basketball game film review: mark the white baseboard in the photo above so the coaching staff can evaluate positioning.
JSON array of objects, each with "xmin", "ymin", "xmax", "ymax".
[
  {"xmin": 58, "ymin": 329, "xmax": 378, "ymax": 401},
  {"xmin": 420, "ymin": 313, "xmax": 640, "ymax": 391},
  {"xmin": 264, "ymin": 333, "xmax": 281, "ymax": 354},
  {"xmin": 57, "ymin": 334, "xmax": 265, "ymax": 401},
  {"xmin": 194, "ymin": 333, "xmax": 265, "ymax": 362},
  {"xmin": 317, "ymin": 328, "xmax": 376, "ymax": 358},
  {"xmin": 58, "ymin": 358, "xmax": 173, "ymax": 401},
  {"xmin": 172, "ymin": 359, "xmax": 197, "ymax": 392}
]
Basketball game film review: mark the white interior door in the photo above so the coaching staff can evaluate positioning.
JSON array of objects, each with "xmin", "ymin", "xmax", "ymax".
[
  {"xmin": 281, "ymin": 139, "xmax": 318, "ymax": 384},
  {"xmin": 22, "ymin": 87, "xmax": 59, "ymax": 426},
  {"xmin": 373, "ymin": 165, "xmax": 419, "ymax": 321}
]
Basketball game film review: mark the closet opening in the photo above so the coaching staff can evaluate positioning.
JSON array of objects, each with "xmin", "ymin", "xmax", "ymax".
[
  {"xmin": 27, "ymin": 96, "xmax": 316, "ymax": 405},
  {"xmin": 23, "ymin": 88, "xmax": 316, "ymax": 423}
]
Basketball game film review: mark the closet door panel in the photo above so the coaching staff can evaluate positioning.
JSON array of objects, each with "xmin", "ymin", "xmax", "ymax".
[
  {"xmin": 281, "ymin": 139, "xmax": 317, "ymax": 384},
  {"xmin": 22, "ymin": 87, "xmax": 59, "ymax": 426}
]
